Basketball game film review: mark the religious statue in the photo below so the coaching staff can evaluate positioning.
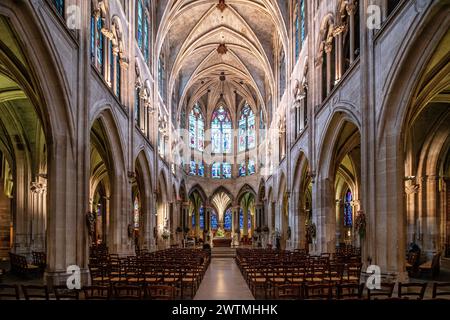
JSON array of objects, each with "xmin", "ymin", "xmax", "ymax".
[{"xmin": 86, "ymin": 211, "xmax": 96, "ymax": 238}]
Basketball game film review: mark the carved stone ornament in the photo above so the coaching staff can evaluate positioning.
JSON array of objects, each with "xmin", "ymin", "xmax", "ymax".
[{"xmin": 405, "ymin": 184, "xmax": 420, "ymax": 194}]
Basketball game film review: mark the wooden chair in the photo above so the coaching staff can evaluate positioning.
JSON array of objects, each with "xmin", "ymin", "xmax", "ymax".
[
  {"xmin": 0, "ymin": 284, "xmax": 20, "ymax": 300},
  {"xmin": 432, "ymin": 282, "xmax": 450, "ymax": 300},
  {"xmin": 304, "ymin": 283, "xmax": 332, "ymax": 300},
  {"xmin": 21, "ymin": 285, "xmax": 50, "ymax": 300},
  {"xmin": 367, "ymin": 282, "xmax": 395, "ymax": 300},
  {"xmin": 9, "ymin": 253, "xmax": 40, "ymax": 278},
  {"xmin": 275, "ymin": 284, "xmax": 303, "ymax": 300},
  {"xmin": 406, "ymin": 252, "xmax": 420, "ymax": 276},
  {"xmin": 53, "ymin": 285, "xmax": 80, "ymax": 300},
  {"xmin": 83, "ymin": 285, "xmax": 111, "ymax": 300},
  {"xmin": 113, "ymin": 284, "xmax": 143, "ymax": 300},
  {"xmin": 146, "ymin": 285, "xmax": 175, "ymax": 300},
  {"xmin": 336, "ymin": 283, "xmax": 363, "ymax": 300},
  {"xmin": 398, "ymin": 282, "xmax": 427, "ymax": 300},
  {"xmin": 419, "ymin": 252, "xmax": 441, "ymax": 278}
]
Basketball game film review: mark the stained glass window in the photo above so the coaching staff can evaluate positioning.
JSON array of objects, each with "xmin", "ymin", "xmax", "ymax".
[
  {"xmin": 211, "ymin": 106, "xmax": 232, "ymax": 154},
  {"xmin": 137, "ymin": 0, "xmax": 143, "ymax": 48},
  {"xmin": 188, "ymin": 105, "xmax": 205, "ymax": 172},
  {"xmin": 90, "ymin": 15, "xmax": 95, "ymax": 62},
  {"xmin": 198, "ymin": 163, "xmax": 204, "ymax": 177},
  {"xmin": 116, "ymin": 57, "xmax": 121, "ymax": 98},
  {"xmin": 212, "ymin": 163, "xmax": 221, "ymax": 179},
  {"xmin": 192, "ymin": 212, "xmax": 195, "ymax": 228},
  {"xmin": 294, "ymin": 0, "xmax": 306, "ymax": 61},
  {"xmin": 239, "ymin": 208, "xmax": 244, "ymax": 229},
  {"xmin": 224, "ymin": 208, "xmax": 232, "ymax": 230},
  {"xmin": 344, "ymin": 189, "xmax": 353, "ymax": 227},
  {"xmin": 135, "ymin": 88, "xmax": 141, "ymax": 124},
  {"xmin": 109, "ymin": 41, "xmax": 114, "ymax": 87},
  {"xmin": 211, "ymin": 210, "xmax": 218, "ymax": 230},
  {"xmin": 143, "ymin": 11, "xmax": 149, "ymax": 63},
  {"xmin": 136, "ymin": 0, "xmax": 150, "ymax": 64},
  {"xmin": 53, "ymin": 0, "xmax": 64, "ymax": 17},
  {"xmin": 248, "ymin": 160, "xmax": 256, "ymax": 175},
  {"xmin": 239, "ymin": 163, "xmax": 247, "ymax": 177},
  {"xmin": 238, "ymin": 104, "xmax": 256, "ymax": 152},
  {"xmin": 223, "ymin": 163, "xmax": 232, "ymax": 179},
  {"xmin": 189, "ymin": 161, "xmax": 196, "ymax": 176},
  {"xmin": 133, "ymin": 197, "xmax": 140, "ymax": 228},
  {"xmin": 199, "ymin": 207, "xmax": 205, "ymax": 230},
  {"xmin": 294, "ymin": 1, "xmax": 300, "ymax": 60},
  {"xmin": 96, "ymin": 16, "xmax": 104, "ymax": 73}
]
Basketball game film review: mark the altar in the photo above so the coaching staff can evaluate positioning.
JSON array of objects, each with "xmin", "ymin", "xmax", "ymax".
[{"xmin": 212, "ymin": 237, "xmax": 232, "ymax": 247}]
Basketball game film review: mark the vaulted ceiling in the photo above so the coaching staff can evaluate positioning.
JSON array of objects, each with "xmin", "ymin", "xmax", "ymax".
[{"xmin": 156, "ymin": 0, "xmax": 288, "ymax": 124}]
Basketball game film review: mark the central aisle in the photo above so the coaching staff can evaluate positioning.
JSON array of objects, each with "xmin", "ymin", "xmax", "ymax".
[{"xmin": 194, "ymin": 258, "xmax": 255, "ymax": 300}]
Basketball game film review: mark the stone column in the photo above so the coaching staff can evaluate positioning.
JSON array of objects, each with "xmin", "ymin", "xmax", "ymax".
[
  {"xmin": 347, "ymin": 3, "xmax": 356, "ymax": 63},
  {"xmin": 325, "ymin": 42, "xmax": 333, "ymax": 95},
  {"xmin": 314, "ymin": 177, "xmax": 336, "ymax": 254}
]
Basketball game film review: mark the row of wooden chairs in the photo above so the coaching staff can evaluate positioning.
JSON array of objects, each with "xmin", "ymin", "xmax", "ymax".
[
  {"xmin": 88, "ymin": 248, "xmax": 210, "ymax": 299},
  {"xmin": 0, "ymin": 283, "xmax": 176, "ymax": 300},
  {"xmin": 273, "ymin": 282, "xmax": 450, "ymax": 300}
]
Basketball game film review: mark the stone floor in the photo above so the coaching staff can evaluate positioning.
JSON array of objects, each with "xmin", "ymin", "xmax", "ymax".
[{"xmin": 194, "ymin": 258, "xmax": 254, "ymax": 300}]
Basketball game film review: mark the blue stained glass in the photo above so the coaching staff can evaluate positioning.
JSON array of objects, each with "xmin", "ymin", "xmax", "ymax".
[
  {"xmin": 239, "ymin": 209, "xmax": 244, "ymax": 229},
  {"xmin": 211, "ymin": 210, "xmax": 218, "ymax": 230},
  {"xmin": 189, "ymin": 161, "xmax": 196, "ymax": 175},
  {"xmin": 192, "ymin": 212, "xmax": 195, "ymax": 228},
  {"xmin": 300, "ymin": 0, "xmax": 306, "ymax": 43},
  {"xmin": 212, "ymin": 163, "xmax": 221, "ymax": 179},
  {"xmin": 198, "ymin": 163, "xmax": 204, "ymax": 177},
  {"xmin": 96, "ymin": 17, "xmax": 104, "ymax": 72},
  {"xmin": 53, "ymin": 0, "xmax": 64, "ymax": 17},
  {"xmin": 223, "ymin": 163, "xmax": 232, "ymax": 179},
  {"xmin": 239, "ymin": 163, "xmax": 246, "ymax": 177},
  {"xmin": 211, "ymin": 106, "xmax": 232, "ymax": 154},
  {"xmin": 90, "ymin": 15, "xmax": 95, "ymax": 61},
  {"xmin": 224, "ymin": 208, "xmax": 232, "ymax": 230},
  {"xmin": 116, "ymin": 57, "xmax": 121, "ymax": 98},
  {"xmin": 295, "ymin": 2, "xmax": 300, "ymax": 60},
  {"xmin": 143, "ymin": 13, "xmax": 149, "ymax": 63},
  {"xmin": 109, "ymin": 40, "xmax": 114, "ymax": 86},
  {"xmin": 248, "ymin": 160, "xmax": 256, "ymax": 175},
  {"xmin": 239, "ymin": 104, "xmax": 256, "ymax": 152},
  {"xmin": 137, "ymin": 0, "xmax": 143, "ymax": 48},
  {"xmin": 199, "ymin": 207, "xmax": 205, "ymax": 230},
  {"xmin": 135, "ymin": 88, "xmax": 140, "ymax": 124},
  {"xmin": 189, "ymin": 105, "xmax": 204, "ymax": 152},
  {"xmin": 344, "ymin": 190, "xmax": 353, "ymax": 227}
]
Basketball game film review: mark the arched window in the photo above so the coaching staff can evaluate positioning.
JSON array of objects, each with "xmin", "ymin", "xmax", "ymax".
[
  {"xmin": 211, "ymin": 105, "xmax": 232, "ymax": 154},
  {"xmin": 53, "ymin": 0, "xmax": 65, "ymax": 17},
  {"xmin": 224, "ymin": 208, "xmax": 232, "ymax": 230},
  {"xmin": 344, "ymin": 189, "xmax": 353, "ymax": 227},
  {"xmin": 294, "ymin": 0, "xmax": 306, "ymax": 61},
  {"xmin": 341, "ymin": 1, "xmax": 360, "ymax": 75},
  {"xmin": 136, "ymin": 0, "xmax": 150, "ymax": 63},
  {"xmin": 189, "ymin": 104, "xmax": 204, "ymax": 151},
  {"xmin": 320, "ymin": 22, "xmax": 336, "ymax": 101},
  {"xmin": 238, "ymin": 104, "xmax": 256, "ymax": 152},
  {"xmin": 91, "ymin": 11, "xmax": 105, "ymax": 74}
]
